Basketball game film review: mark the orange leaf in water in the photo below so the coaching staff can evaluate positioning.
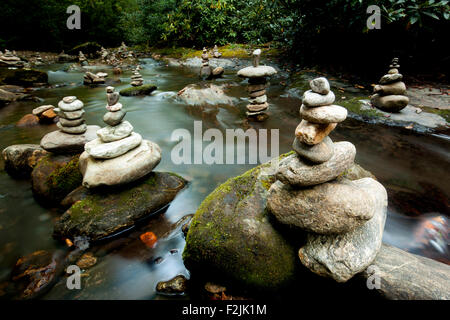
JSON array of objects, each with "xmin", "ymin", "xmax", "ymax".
[{"xmin": 140, "ymin": 232, "xmax": 157, "ymax": 248}]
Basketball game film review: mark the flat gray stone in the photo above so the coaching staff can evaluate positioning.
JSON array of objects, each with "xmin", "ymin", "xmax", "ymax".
[
  {"xmin": 249, "ymin": 95, "xmax": 267, "ymax": 104},
  {"xmin": 80, "ymin": 140, "xmax": 162, "ymax": 188},
  {"xmin": 58, "ymin": 99, "xmax": 83, "ymax": 112},
  {"xmin": 371, "ymin": 94, "xmax": 409, "ymax": 112},
  {"xmin": 292, "ymin": 136, "xmax": 334, "ymax": 163},
  {"xmin": 374, "ymin": 81, "xmax": 406, "ymax": 95},
  {"xmin": 97, "ymin": 120, "xmax": 133, "ymax": 142},
  {"xmin": 54, "ymin": 108, "xmax": 85, "ymax": 120},
  {"xmin": 268, "ymin": 178, "xmax": 378, "ymax": 234},
  {"xmin": 59, "ymin": 117, "xmax": 85, "ymax": 127},
  {"xmin": 238, "ymin": 65, "xmax": 277, "ymax": 78},
  {"xmin": 57, "ymin": 122, "xmax": 87, "ymax": 134},
  {"xmin": 300, "ymin": 104, "xmax": 347, "ymax": 124},
  {"xmin": 302, "ymin": 90, "xmax": 335, "ymax": 107},
  {"xmin": 32, "ymin": 105, "xmax": 54, "ymax": 117},
  {"xmin": 298, "ymin": 178, "xmax": 387, "ymax": 282},
  {"xmin": 276, "ymin": 141, "xmax": 356, "ymax": 186},
  {"xmin": 379, "ymin": 73, "xmax": 403, "ymax": 84},
  {"xmin": 40, "ymin": 125, "xmax": 100, "ymax": 154},
  {"xmin": 106, "ymin": 103, "xmax": 122, "ymax": 112},
  {"xmin": 85, "ymin": 132, "xmax": 142, "ymax": 159}
]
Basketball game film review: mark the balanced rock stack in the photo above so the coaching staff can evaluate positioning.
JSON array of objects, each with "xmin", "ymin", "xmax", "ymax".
[
  {"xmin": 200, "ymin": 47, "xmax": 211, "ymax": 80},
  {"xmin": 130, "ymin": 67, "xmax": 144, "ymax": 86},
  {"xmin": 267, "ymin": 77, "xmax": 388, "ymax": 283},
  {"xmin": 83, "ymin": 71, "xmax": 106, "ymax": 85},
  {"xmin": 78, "ymin": 51, "xmax": 88, "ymax": 66},
  {"xmin": 79, "ymin": 86, "xmax": 162, "ymax": 188},
  {"xmin": 237, "ymin": 49, "xmax": 277, "ymax": 121},
  {"xmin": 0, "ymin": 49, "xmax": 24, "ymax": 68},
  {"xmin": 371, "ymin": 58, "xmax": 409, "ymax": 112},
  {"xmin": 40, "ymin": 96, "xmax": 99, "ymax": 154},
  {"xmin": 212, "ymin": 45, "xmax": 222, "ymax": 58},
  {"xmin": 100, "ymin": 47, "xmax": 109, "ymax": 61}
]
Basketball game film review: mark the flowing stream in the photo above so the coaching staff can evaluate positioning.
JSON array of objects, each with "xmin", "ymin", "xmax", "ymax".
[{"xmin": 0, "ymin": 58, "xmax": 448, "ymax": 299}]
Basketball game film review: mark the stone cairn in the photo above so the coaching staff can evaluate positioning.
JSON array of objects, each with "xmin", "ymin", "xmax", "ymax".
[
  {"xmin": 267, "ymin": 77, "xmax": 388, "ymax": 283},
  {"xmin": 78, "ymin": 51, "xmax": 88, "ymax": 66},
  {"xmin": 237, "ymin": 49, "xmax": 277, "ymax": 121},
  {"xmin": 200, "ymin": 47, "xmax": 211, "ymax": 79},
  {"xmin": 83, "ymin": 71, "xmax": 107, "ymax": 85},
  {"xmin": 371, "ymin": 58, "xmax": 409, "ymax": 112},
  {"xmin": 212, "ymin": 45, "xmax": 222, "ymax": 58},
  {"xmin": 99, "ymin": 47, "xmax": 109, "ymax": 61},
  {"xmin": 0, "ymin": 49, "xmax": 24, "ymax": 67},
  {"xmin": 80, "ymin": 86, "xmax": 162, "ymax": 188},
  {"xmin": 131, "ymin": 67, "xmax": 144, "ymax": 86},
  {"xmin": 40, "ymin": 96, "xmax": 99, "ymax": 154}
]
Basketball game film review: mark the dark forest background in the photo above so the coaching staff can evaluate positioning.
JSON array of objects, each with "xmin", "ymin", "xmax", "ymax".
[{"xmin": 0, "ymin": 0, "xmax": 448, "ymax": 80}]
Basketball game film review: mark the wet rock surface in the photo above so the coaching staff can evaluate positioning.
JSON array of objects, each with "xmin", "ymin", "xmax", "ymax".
[
  {"xmin": 156, "ymin": 275, "xmax": 188, "ymax": 295},
  {"xmin": 2, "ymin": 144, "xmax": 48, "ymax": 178}
]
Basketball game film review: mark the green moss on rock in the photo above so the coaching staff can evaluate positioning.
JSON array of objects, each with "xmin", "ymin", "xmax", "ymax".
[{"xmin": 119, "ymin": 84, "xmax": 157, "ymax": 96}]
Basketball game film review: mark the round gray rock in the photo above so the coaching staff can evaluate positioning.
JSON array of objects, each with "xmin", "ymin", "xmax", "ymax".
[
  {"xmin": 300, "ymin": 104, "xmax": 347, "ymax": 124},
  {"xmin": 96, "ymin": 120, "xmax": 133, "ymax": 143},
  {"xmin": 292, "ymin": 136, "xmax": 334, "ymax": 164},
  {"xmin": 302, "ymin": 90, "xmax": 335, "ymax": 107},
  {"xmin": 85, "ymin": 132, "xmax": 142, "ymax": 159},
  {"xmin": 238, "ymin": 65, "xmax": 277, "ymax": 78}
]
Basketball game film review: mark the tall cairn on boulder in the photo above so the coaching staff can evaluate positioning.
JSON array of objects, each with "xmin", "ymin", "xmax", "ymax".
[
  {"xmin": 40, "ymin": 96, "xmax": 100, "ymax": 154},
  {"xmin": 0, "ymin": 49, "xmax": 24, "ymax": 68},
  {"xmin": 79, "ymin": 86, "xmax": 162, "ymax": 188},
  {"xmin": 267, "ymin": 77, "xmax": 388, "ymax": 283},
  {"xmin": 130, "ymin": 66, "xmax": 144, "ymax": 86},
  {"xmin": 200, "ymin": 47, "xmax": 212, "ymax": 80},
  {"xmin": 371, "ymin": 58, "xmax": 409, "ymax": 112},
  {"xmin": 237, "ymin": 49, "xmax": 277, "ymax": 122}
]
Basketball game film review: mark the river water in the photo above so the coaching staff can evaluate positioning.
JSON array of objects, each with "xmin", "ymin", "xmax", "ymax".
[{"xmin": 0, "ymin": 58, "xmax": 448, "ymax": 299}]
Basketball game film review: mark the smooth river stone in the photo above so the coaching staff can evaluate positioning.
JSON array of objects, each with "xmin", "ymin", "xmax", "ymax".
[
  {"xmin": 388, "ymin": 68, "xmax": 399, "ymax": 74},
  {"xmin": 267, "ymin": 178, "xmax": 376, "ymax": 234},
  {"xmin": 85, "ymin": 132, "xmax": 142, "ymax": 159},
  {"xmin": 54, "ymin": 108, "xmax": 85, "ymax": 120},
  {"xmin": 249, "ymin": 95, "xmax": 267, "ymax": 104},
  {"xmin": 40, "ymin": 125, "xmax": 100, "ymax": 154},
  {"xmin": 371, "ymin": 94, "xmax": 409, "ymax": 112},
  {"xmin": 106, "ymin": 102, "xmax": 122, "ymax": 112},
  {"xmin": 57, "ymin": 122, "xmax": 87, "ymax": 134},
  {"xmin": 107, "ymin": 91, "xmax": 120, "ymax": 106},
  {"xmin": 298, "ymin": 178, "xmax": 387, "ymax": 282},
  {"xmin": 249, "ymin": 89, "xmax": 266, "ymax": 98},
  {"xmin": 300, "ymin": 104, "xmax": 347, "ymax": 124},
  {"xmin": 238, "ymin": 65, "xmax": 277, "ymax": 78},
  {"xmin": 292, "ymin": 136, "xmax": 334, "ymax": 164},
  {"xmin": 97, "ymin": 120, "xmax": 133, "ymax": 142},
  {"xmin": 373, "ymin": 81, "xmax": 406, "ymax": 96},
  {"xmin": 80, "ymin": 140, "xmax": 162, "ymax": 188},
  {"xmin": 379, "ymin": 73, "xmax": 403, "ymax": 84},
  {"xmin": 63, "ymin": 96, "xmax": 77, "ymax": 103},
  {"xmin": 103, "ymin": 110, "xmax": 126, "ymax": 126},
  {"xmin": 32, "ymin": 105, "xmax": 54, "ymax": 117},
  {"xmin": 59, "ymin": 117, "xmax": 85, "ymax": 127},
  {"xmin": 295, "ymin": 120, "xmax": 337, "ymax": 145},
  {"xmin": 247, "ymin": 102, "xmax": 269, "ymax": 112},
  {"xmin": 302, "ymin": 90, "xmax": 335, "ymax": 107},
  {"xmin": 58, "ymin": 99, "xmax": 84, "ymax": 112},
  {"xmin": 247, "ymin": 83, "xmax": 266, "ymax": 92},
  {"xmin": 310, "ymin": 77, "xmax": 330, "ymax": 95},
  {"xmin": 276, "ymin": 141, "xmax": 356, "ymax": 187}
]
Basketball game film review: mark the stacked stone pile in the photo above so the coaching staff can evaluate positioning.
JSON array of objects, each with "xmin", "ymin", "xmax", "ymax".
[
  {"xmin": 371, "ymin": 58, "xmax": 409, "ymax": 112},
  {"xmin": 40, "ymin": 96, "xmax": 99, "ymax": 154},
  {"xmin": 78, "ymin": 51, "xmax": 88, "ymax": 66},
  {"xmin": 79, "ymin": 86, "xmax": 161, "ymax": 188},
  {"xmin": 212, "ymin": 45, "xmax": 222, "ymax": 58},
  {"xmin": 0, "ymin": 49, "xmax": 24, "ymax": 68},
  {"xmin": 130, "ymin": 67, "xmax": 144, "ymax": 86},
  {"xmin": 237, "ymin": 49, "xmax": 277, "ymax": 121},
  {"xmin": 83, "ymin": 71, "xmax": 107, "ymax": 85},
  {"xmin": 267, "ymin": 77, "xmax": 388, "ymax": 282}
]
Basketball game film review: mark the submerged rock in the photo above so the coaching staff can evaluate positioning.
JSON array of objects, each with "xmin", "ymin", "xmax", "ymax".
[
  {"xmin": 16, "ymin": 114, "xmax": 40, "ymax": 127},
  {"xmin": 2, "ymin": 144, "xmax": 48, "ymax": 178},
  {"xmin": 119, "ymin": 84, "xmax": 156, "ymax": 97},
  {"xmin": 298, "ymin": 178, "xmax": 387, "ymax": 282},
  {"xmin": 53, "ymin": 172, "xmax": 187, "ymax": 241},
  {"xmin": 361, "ymin": 244, "xmax": 450, "ymax": 300},
  {"xmin": 31, "ymin": 154, "xmax": 83, "ymax": 204},
  {"xmin": 177, "ymin": 83, "xmax": 237, "ymax": 106},
  {"xmin": 156, "ymin": 275, "xmax": 188, "ymax": 295}
]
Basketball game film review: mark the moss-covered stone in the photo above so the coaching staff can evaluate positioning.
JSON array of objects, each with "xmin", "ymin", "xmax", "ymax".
[
  {"xmin": 183, "ymin": 153, "xmax": 377, "ymax": 291},
  {"xmin": 0, "ymin": 68, "xmax": 48, "ymax": 86},
  {"xmin": 53, "ymin": 172, "xmax": 187, "ymax": 241},
  {"xmin": 119, "ymin": 84, "xmax": 157, "ymax": 96},
  {"xmin": 31, "ymin": 154, "xmax": 82, "ymax": 205}
]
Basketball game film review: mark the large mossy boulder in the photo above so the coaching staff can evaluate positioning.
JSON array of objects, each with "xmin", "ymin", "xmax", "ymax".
[
  {"xmin": 31, "ymin": 154, "xmax": 82, "ymax": 205},
  {"xmin": 53, "ymin": 172, "xmax": 187, "ymax": 242},
  {"xmin": 2, "ymin": 144, "xmax": 48, "ymax": 178},
  {"xmin": 0, "ymin": 68, "xmax": 48, "ymax": 86},
  {"xmin": 183, "ymin": 153, "xmax": 376, "ymax": 291},
  {"xmin": 119, "ymin": 84, "xmax": 157, "ymax": 97}
]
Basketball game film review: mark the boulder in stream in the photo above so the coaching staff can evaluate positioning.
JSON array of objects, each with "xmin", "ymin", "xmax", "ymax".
[
  {"xmin": 2, "ymin": 144, "xmax": 48, "ymax": 178},
  {"xmin": 119, "ymin": 84, "xmax": 157, "ymax": 97}
]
